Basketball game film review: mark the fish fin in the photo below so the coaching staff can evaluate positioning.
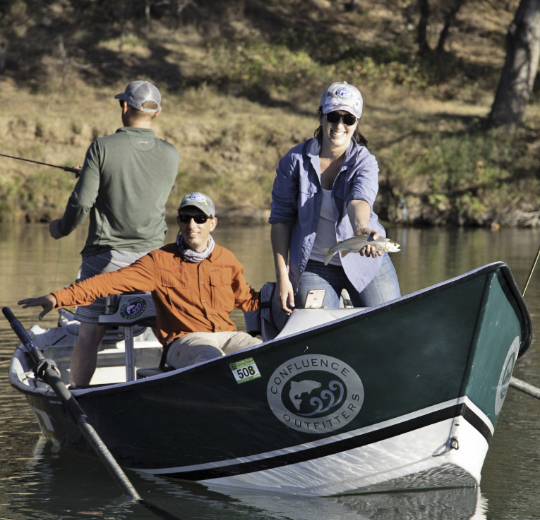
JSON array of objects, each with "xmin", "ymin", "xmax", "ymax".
[
  {"xmin": 321, "ymin": 247, "xmax": 334, "ymax": 266},
  {"xmin": 341, "ymin": 251, "xmax": 349, "ymax": 258}
]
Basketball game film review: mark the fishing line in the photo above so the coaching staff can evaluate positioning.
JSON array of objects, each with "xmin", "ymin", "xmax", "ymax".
[
  {"xmin": 0, "ymin": 152, "xmax": 77, "ymax": 316},
  {"xmin": 522, "ymin": 244, "xmax": 540, "ymax": 298},
  {"xmin": 509, "ymin": 243, "xmax": 540, "ymax": 399}
]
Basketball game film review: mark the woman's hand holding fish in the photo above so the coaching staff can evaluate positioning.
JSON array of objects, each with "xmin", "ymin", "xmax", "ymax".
[{"xmin": 354, "ymin": 228, "xmax": 383, "ymax": 258}]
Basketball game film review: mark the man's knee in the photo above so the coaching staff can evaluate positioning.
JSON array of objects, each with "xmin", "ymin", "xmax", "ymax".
[
  {"xmin": 166, "ymin": 338, "xmax": 223, "ymax": 369},
  {"xmin": 222, "ymin": 332, "xmax": 262, "ymax": 354}
]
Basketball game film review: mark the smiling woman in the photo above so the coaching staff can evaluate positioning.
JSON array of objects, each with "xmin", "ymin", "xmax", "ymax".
[{"xmin": 269, "ymin": 81, "xmax": 401, "ymax": 316}]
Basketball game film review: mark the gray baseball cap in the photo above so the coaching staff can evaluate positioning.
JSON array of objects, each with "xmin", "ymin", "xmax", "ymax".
[
  {"xmin": 320, "ymin": 82, "xmax": 363, "ymax": 119},
  {"xmin": 178, "ymin": 192, "xmax": 216, "ymax": 217},
  {"xmin": 114, "ymin": 81, "xmax": 161, "ymax": 113}
]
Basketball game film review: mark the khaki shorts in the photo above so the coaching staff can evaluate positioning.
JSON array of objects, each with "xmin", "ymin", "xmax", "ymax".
[
  {"xmin": 166, "ymin": 331, "xmax": 262, "ymax": 369},
  {"xmin": 74, "ymin": 250, "xmax": 149, "ymax": 324}
]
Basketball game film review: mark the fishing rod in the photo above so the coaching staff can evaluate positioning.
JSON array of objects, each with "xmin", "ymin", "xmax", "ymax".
[
  {"xmin": 522, "ymin": 244, "xmax": 540, "ymax": 298},
  {"xmin": 508, "ymin": 244, "xmax": 540, "ymax": 400},
  {"xmin": 0, "ymin": 152, "xmax": 80, "ymax": 174}
]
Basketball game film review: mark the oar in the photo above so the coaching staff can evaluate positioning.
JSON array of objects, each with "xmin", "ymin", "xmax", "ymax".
[
  {"xmin": 508, "ymin": 247, "xmax": 540, "ymax": 399},
  {"xmin": 3, "ymin": 307, "xmax": 182, "ymax": 519},
  {"xmin": 510, "ymin": 376, "xmax": 540, "ymax": 399},
  {"xmin": 0, "ymin": 152, "xmax": 80, "ymax": 174},
  {"xmin": 2, "ymin": 307, "xmax": 141, "ymax": 500}
]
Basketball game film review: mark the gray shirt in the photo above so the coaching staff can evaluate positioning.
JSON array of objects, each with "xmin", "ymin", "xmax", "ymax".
[{"xmin": 59, "ymin": 127, "xmax": 180, "ymax": 256}]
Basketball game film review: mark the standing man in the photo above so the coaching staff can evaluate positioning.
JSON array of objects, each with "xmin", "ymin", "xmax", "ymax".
[
  {"xmin": 48, "ymin": 80, "xmax": 180, "ymax": 386},
  {"xmin": 20, "ymin": 193, "xmax": 262, "ymax": 378}
]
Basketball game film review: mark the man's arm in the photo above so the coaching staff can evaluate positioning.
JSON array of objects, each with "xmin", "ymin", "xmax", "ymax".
[
  {"xmin": 18, "ymin": 253, "xmax": 157, "ymax": 318},
  {"xmin": 50, "ymin": 144, "xmax": 101, "ymax": 239},
  {"xmin": 18, "ymin": 294, "xmax": 57, "ymax": 320},
  {"xmin": 231, "ymin": 259, "xmax": 260, "ymax": 313}
]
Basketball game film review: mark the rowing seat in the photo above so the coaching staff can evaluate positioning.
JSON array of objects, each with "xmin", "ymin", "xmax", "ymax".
[
  {"xmin": 274, "ymin": 308, "xmax": 365, "ymax": 338},
  {"xmin": 99, "ymin": 294, "xmax": 157, "ymax": 382}
]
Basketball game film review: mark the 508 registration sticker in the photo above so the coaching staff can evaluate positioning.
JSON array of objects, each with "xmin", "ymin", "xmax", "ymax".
[{"xmin": 230, "ymin": 357, "xmax": 261, "ymax": 384}]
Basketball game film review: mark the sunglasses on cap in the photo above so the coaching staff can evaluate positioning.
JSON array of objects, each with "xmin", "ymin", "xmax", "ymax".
[
  {"xmin": 178, "ymin": 214, "xmax": 212, "ymax": 224},
  {"xmin": 326, "ymin": 112, "xmax": 357, "ymax": 126}
]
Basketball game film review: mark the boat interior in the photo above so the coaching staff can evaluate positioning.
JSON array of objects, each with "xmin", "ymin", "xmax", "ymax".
[{"xmin": 10, "ymin": 291, "xmax": 365, "ymax": 390}]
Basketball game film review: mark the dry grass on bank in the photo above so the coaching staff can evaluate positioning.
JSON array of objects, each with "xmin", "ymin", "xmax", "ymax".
[
  {"xmin": 0, "ymin": 80, "xmax": 320, "ymax": 223},
  {"xmin": 1, "ymin": 0, "xmax": 540, "ymax": 226},
  {"xmin": 2, "ymin": 78, "xmax": 540, "ymax": 227}
]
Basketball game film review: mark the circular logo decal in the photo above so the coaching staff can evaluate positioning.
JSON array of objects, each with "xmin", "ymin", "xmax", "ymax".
[
  {"xmin": 334, "ymin": 88, "xmax": 352, "ymax": 99},
  {"xmin": 120, "ymin": 297, "xmax": 147, "ymax": 320},
  {"xmin": 267, "ymin": 355, "xmax": 364, "ymax": 434},
  {"xmin": 495, "ymin": 336, "xmax": 520, "ymax": 415}
]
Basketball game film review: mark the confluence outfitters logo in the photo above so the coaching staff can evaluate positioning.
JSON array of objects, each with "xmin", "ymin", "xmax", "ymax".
[
  {"xmin": 267, "ymin": 354, "xmax": 364, "ymax": 434},
  {"xmin": 495, "ymin": 336, "xmax": 520, "ymax": 415},
  {"xmin": 120, "ymin": 297, "xmax": 147, "ymax": 320}
]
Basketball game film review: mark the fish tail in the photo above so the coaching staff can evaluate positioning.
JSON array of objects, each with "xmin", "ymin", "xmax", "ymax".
[{"xmin": 321, "ymin": 247, "xmax": 334, "ymax": 266}]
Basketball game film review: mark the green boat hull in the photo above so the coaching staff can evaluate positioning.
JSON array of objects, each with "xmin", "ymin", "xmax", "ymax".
[{"xmin": 10, "ymin": 262, "xmax": 531, "ymax": 495}]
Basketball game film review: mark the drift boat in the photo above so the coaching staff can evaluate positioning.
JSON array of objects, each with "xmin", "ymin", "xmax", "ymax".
[{"xmin": 8, "ymin": 262, "xmax": 531, "ymax": 496}]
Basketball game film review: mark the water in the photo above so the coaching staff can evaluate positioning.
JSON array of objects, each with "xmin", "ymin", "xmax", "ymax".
[{"xmin": 0, "ymin": 223, "xmax": 539, "ymax": 519}]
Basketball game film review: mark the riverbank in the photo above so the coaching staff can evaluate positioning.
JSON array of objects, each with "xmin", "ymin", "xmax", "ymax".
[{"xmin": 0, "ymin": 0, "xmax": 539, "ymax": 226}]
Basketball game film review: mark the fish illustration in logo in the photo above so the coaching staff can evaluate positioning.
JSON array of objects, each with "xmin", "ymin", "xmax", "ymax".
[
  {"xmin": 125, "ymin": 302, "xmax": 142, "ymax": 316},
  {"xmin": 289, "ymin": 380, "xmax": 321, "ymax": 411}
]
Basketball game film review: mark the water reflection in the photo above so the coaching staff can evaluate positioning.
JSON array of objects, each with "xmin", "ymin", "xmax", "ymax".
[
  {"xmin": 6, "ymin": 436, "xmax": 487, "ymax": 520},
  {"xmin": 0, "ymin": 223, "xmax": 539, "ymax": 519}
]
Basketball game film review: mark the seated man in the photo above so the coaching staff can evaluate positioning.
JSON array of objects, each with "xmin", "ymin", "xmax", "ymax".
[{"xmin": 19, "ymin": 192, "xmax": 262, "ymax": 381}]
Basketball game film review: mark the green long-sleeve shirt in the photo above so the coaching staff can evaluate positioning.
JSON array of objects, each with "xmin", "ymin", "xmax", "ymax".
[{"xmin": 59, "ymin": 127, "xmax": 180, "ymax": 256}]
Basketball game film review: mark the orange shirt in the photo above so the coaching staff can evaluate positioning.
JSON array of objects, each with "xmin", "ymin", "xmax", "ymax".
[{"xmin": 53, "ymin": 243, "xmax": 259, "ymax": 346}]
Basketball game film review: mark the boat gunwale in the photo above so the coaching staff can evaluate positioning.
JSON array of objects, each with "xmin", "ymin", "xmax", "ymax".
[{"xmin": 9, "ymin": 261, "xmax": 532, "ymax": 401}]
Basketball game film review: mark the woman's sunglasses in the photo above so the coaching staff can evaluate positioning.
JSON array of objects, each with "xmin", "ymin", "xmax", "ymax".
[
  {"xmin": 178, "ymin": 214, "xmax": 211, "ymax": 224},
  {"xmin": 326, "ymin": 112, "xmax": 357, "ymax": 126}
]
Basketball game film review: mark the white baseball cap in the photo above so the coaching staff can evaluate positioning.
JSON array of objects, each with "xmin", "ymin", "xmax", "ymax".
[
  {"xmin": 178, "ymin": 192, "xmax": 216, "ymax": 217},
  {"xmin": 320, "ymin": 82, "xmax": 363, "ymax": 119},
  {"xmin": 115, "ymin": 81, "xmax": 161, "ymax": 113}
]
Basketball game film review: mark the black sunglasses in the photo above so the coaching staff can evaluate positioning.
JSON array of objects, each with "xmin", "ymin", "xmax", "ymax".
[
  {"xmin": 178, "ymin": 214, "xmax": 211, "ymax": 224},
  {"xmin": 326, "ymin": 112, "xmax": 357, "ymax": 126},
  {"xmin": 119, "ymin": 100, "xmax": 125, "ymax": 108}
]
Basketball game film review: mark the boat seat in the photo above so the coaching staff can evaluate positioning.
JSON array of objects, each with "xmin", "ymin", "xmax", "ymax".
[
  {"xmin": 275, "ymin": 308, "xmax": 365, "ymax": 338},
  {"xmin": 98, "ymin": 294, "xmax": 158, "ymax": 382},
  {"xmin": 136, "ymin": 367, "xmax": 175, "ymax": 379},
  {"xmin": 99, "ymin": 294, "xmax": 156, "ymax": 327}
]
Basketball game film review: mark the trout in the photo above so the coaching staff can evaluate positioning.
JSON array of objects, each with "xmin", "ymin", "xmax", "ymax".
[{"xmin": 321, "ymin": 235, "xmax": 400, "ymax": 265}]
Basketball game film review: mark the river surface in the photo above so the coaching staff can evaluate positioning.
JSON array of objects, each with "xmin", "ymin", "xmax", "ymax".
[{"xmin": 0, "ymin": 223, "xmax": 539, "ymax": 520}]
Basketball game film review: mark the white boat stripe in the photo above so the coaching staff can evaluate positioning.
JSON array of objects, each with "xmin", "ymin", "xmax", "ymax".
[{"xmin": 133, "ymin": 396, "xmax": 493, "ymax": 475}]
